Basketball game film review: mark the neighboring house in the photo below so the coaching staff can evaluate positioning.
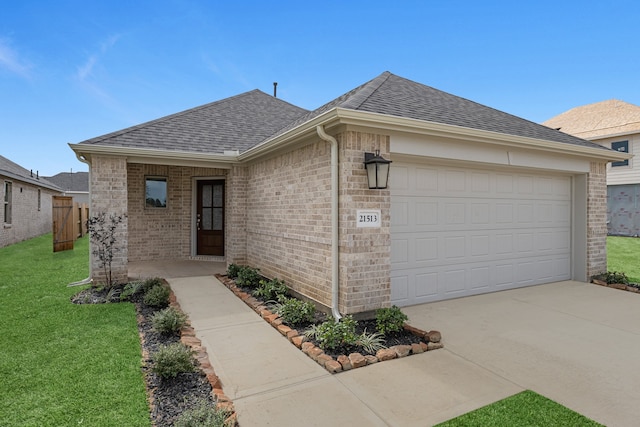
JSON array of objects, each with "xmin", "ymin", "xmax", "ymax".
[
  {"xmin": 70, "ymin": 72, "xmax": 628, "ymax": 315},
  {"xmin": 45, "ymin": 172, "xmax": 89, "ymax": 204},
  {"xmin": 0, "ymin": 155, "xmax": 62, "ymax": 248},
  {"xmin": 544, "ymin": 100, "xmax": 640, "ymax": 236}
]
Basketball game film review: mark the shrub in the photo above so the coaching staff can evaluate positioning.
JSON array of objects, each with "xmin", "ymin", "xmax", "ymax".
[
  {"xmin": 305, "ymin": 316, "xmax": 358, "ymax": 351},
  {"xmin": 226, "ymin": 264, "xmax": 243, "ymax": 279},
  {"xmin": 151, "ymin": 307, "xmax": 188, "ymax": 335},
  {"xmin": 375, "ymin": 305, "xmax": 408, "ymax": 336},
  {"xmin": 356, "ymin": 330, "xmax": 386, "ymax": 354},
  {"xmin": 253, "ymin": 278, "xmax": 288, "ymax": 301},
  {"xmin": 142, "ymin": 277, "xmax": 164, "ymax": 293},
  {"xmin": 235, "ymin": 266, "xmax": 261, "ymax": 288},
  {"xmin": 152, "ymin": 343, "xmax": 195, "ymax": 379},
  {"xmin": 277, "ymin": 298, "xmax": 316, "ymax": 326},
  {"xmin": 144, "ymin": 284, "xmax": 171, "ymax": 308},
  {"xmin": 598, "ymin": 271, "xmax": 630, "ymax": 285},
  {"xmin": 86, "ymin": 212, "xmax": 126, "ymax": 288},
  {"xmin": 174, "ymin": 399, "xmax": 233, "ymax": 427},
  {"xmin": 120, "ymin": 280, "xmax": 143, "ymax": 301}
]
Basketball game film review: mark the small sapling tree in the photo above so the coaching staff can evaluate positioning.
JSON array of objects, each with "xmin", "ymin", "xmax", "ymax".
[{"xmin": 86, "ymin": 212, "xmax": 126, "ymax": 288}]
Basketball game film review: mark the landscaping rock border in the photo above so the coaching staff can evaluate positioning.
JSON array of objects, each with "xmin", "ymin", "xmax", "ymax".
[
  {"xmin": 592, "ymin": 279, "xmax": 640, "ymax": 293},
  {"xmin": 167, "ymin": 291, "xmax": 238, "ymax": 426},
  {"xmin": 215, "ymin": 274, "xmax": 443, "ymax": 374}
]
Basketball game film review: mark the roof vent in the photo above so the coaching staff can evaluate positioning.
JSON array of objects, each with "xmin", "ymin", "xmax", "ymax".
[{"xmin": 273, "ymin": 82, "xmax": 277, "ymax": 98}]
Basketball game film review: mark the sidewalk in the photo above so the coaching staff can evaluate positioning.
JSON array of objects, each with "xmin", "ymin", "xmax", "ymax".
[{"xmin": 168, "ymin": 274, "xmax": 520, "ymax": 426}]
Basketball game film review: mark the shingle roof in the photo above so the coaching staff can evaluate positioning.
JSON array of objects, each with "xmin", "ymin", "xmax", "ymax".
[
  {"xmin": 45, "ymin": 172, "xmax": 89, "ymax": 192},
  {"xmin": 542, "ymin": 99, "xmax": 640, "ymax": 140},
  {"xmin": 77, "ymin": 71, "xmax": 608, "ymax": 155},
  {"xmin": 0, "ymin": 155, "xmax": 62, "ymax": 191},
  {"xmin": 78, "ymin": 90, "xmax": 308, "ymax": 153},
  {"xmin": 272, "ymin": 72, "xmax": 605, "ymax": 150}
]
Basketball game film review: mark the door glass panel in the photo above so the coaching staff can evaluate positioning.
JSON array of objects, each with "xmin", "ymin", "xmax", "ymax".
[
  {"xmin": 213, "ymin": 184, "xmax": 223, "ymax": 207},
  {"xmin": 213, "ymin": 208, "xmax": 223, "ymax": 230},
  {"xmin": 202, "ymin": 207, "xmax": 212, "ymax": 230},
  {"xmin": 202, "ymin": 185, "xmax": 212, "ymax": 207}
]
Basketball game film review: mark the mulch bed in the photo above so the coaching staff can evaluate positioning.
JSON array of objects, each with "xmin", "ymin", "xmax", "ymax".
[
  {"xmin": 71, "ymin": 284, "xmax": 230, "ymax": 427},
  {"xmin": 215, "ymin": 273, "xmax": 443, "ymax": 370}
]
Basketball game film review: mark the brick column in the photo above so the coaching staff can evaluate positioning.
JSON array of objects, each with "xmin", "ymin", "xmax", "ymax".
[
  {"xmin": 337, "ymin": 130, "xmax": 392, "ymax": 315},
  {"xmin": 226, "ymin": 165, "xmax": 248, "ymax": 266},
  {"xmin": 586, "ymin": 161, "xmax": 608, "ymax": 278},
  {"xmin": 89, "ymin": 155, "xmax": 128, "ymax": 285}
]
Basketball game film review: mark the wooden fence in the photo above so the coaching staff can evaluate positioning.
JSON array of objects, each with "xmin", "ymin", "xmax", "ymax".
[{"xmin": 52, "ymin": 196, "xmax": 89, "ymax": 252}]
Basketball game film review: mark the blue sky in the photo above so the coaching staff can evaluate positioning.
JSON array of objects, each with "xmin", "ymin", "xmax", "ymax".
[{"xmin": 2, "ymin": 0, "xmax": 639, "ymax": 176}]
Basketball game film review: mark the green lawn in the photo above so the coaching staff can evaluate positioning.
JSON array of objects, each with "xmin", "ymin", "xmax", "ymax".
[
  {"xmin": 607, "ymin": 236, "xmax": 640, "ymax": 283},
  {"xmin": 435, "ymin": 390, "xmax": 602, "ymax": 426},
  {"xmin": 0, "ymin": 234, "xmax": 149, "ymax": 426}
]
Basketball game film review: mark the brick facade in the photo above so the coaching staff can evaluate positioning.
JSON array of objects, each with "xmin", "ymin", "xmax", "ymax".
[
  {"xmin": 89, "ymin": 155, "xmax": 128, "ymax": 284},
  {"xmin": 1, "ymin": 176, "xmax": 60, "ymax": 248},
  {"xmin": 586, "ymin": 161, "xmax": 609, "ymax": 278},
  {"xmin": 126, "ymin": 163, "xmax": 228, "ymax": 262},
  {"xmin": 244, "ymin": 129, "xmax": 392, "ymax": 315}
]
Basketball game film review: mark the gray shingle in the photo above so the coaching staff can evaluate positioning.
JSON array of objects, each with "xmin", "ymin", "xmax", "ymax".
[
  {"xmin": 78, "ymin": 90, "xmax": 308, "ymax": 153},
  {"xmin": 0, "ymin": 155, "xmax": 62, "ymax": 191},
  {"xmin": 272, "ymin": 72, "xmax": 607, "ymax": 151},
  {"xmin": 45, "ymin": 172, "xmax": 89, "ymax": 192}
]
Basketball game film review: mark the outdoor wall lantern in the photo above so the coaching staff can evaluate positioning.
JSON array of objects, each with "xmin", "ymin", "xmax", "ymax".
[{"xmin": 364, "ymin": 150, "xmax": 392, "ymax": 189}]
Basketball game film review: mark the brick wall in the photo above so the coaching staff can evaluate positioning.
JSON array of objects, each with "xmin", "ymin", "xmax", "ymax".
[
  {"xmin": 587, "ymin": 161, "xmax": 608, "ymax": 278},
  {"xmin": 127, "ymin": 163, "xmax": 228, "ymax": 261},
  {"xmin": 226, "ymin": 165, "xmax": 248, "ymax": 265},
  {"xmin": 245, "ymin": 129, "xmax": 392, "ymax": 315},
  {"xmin": 89, "ymin": 156, "xmax": 128, "ymax": 284},
  {"xmin": 337, "ymin": 131, "xmax": 392, "ymax": 314},
  {"xmin": 1, "ymin": 176, "xmax": 60, "ymax": 248}
]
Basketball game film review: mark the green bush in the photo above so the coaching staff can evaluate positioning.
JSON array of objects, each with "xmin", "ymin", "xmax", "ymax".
[
  {"xmin": 253, "ymin": 278, "xmax": 288, "ymax": 301},
  {"xmin": 151, "ymin": 307, "xmax": 188, "ymax": 335},
  {"xmin": 174, "ymin": 399, "xmax": 232, "ymax": 427},
  {"xmin": 356, "ymin": 330, "xmax": 386, "ymax": 354},
  {"xmin": 306, "ymin": 316, "xmax": 358, "ymax": 351},
  {"xmin": 235, "ymin": 266, "xmax": 261, "ymax": 288},
  {"xmin": 598, "ymin": 271, "xmax": 630, "ymax": 285},
  {"xmin": 152, "ymin": 343, "xmax": 195, "ymax": 379},
  {"xmin": 143, "ymin": 284, "xmax": 171, "ymax": 308},
  {"xmin": 375, "ymin": 305, "xmax": 408, "ymax": 336},
  {"xmin": 226, "ymin": 263, "xmax": 243, "ymax": 279},
  {"xmin": 120, "ymin": 280, "xmax": 143, "ymax": 301},
  {"xmin": 142, "ymin": 277, "xmax": 164, "ymax": 293},
  {"xmin": 277, "ymin": 298, "xmax": 316, "ymax": 326}
]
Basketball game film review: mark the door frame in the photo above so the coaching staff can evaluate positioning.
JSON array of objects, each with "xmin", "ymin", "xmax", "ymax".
[{"xmin": 191, "ymin": 176, "xmax": 226, "ymax": 257}]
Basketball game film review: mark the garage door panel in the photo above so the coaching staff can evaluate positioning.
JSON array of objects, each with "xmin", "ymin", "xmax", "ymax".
[{"xmin": 391, "ymin": 162, "xmax": 572, "ymax": 306}]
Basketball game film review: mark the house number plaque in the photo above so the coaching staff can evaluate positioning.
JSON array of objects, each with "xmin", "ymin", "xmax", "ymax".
[{"xmin": 356, "ymin": 209, "xmax": 381, "ymax": 228}]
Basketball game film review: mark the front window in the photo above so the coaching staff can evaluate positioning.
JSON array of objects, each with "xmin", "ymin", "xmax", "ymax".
[
  {"xmin": 145, "ymin": 177, "xmax": 167, "ymax": 208},
  {"xmin": 611, "ymin": 141, "xmax": 629, "ymax": 167},
  {"xmin": 4, "ymin": 181, "xmax": 12, "ymax": 224}
]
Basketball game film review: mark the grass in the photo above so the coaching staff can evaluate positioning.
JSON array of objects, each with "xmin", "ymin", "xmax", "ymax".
[
  {"xmin": 0, "ymin": 234, "xmax": 150, "ymax": 427},
  {"xmin": 607, "ymin": 236, "xmax": 640, "ymax": 283},
  {"xmin": 435, "ymin": 390, "xmax": 602, "ymax": 426}
]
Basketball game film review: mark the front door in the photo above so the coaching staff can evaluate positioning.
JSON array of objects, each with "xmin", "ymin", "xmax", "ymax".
[{"xmin": 196, "ymin": 180, "xmax": 225, "ymax": 256}]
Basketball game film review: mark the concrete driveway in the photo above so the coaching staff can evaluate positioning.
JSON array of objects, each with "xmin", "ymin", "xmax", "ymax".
[
  {"xmin": 163, "ymin": 267, "xmax": 640, "ymax": 426},
  {"xmin": 404, "ymin": 280, "xmax": 640, "ymax": 426}
]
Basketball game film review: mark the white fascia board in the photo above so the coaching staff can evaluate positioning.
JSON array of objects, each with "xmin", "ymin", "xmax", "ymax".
[
  {"xmin": 238, "ymin": 110, "xmax": 341, "ymax": 161},
  {"xmin": 68, "ymin": 143, "xmax": 237, "ymax": 169},
  {"xmin": 334, "ymin": 108, "xmax": 633, "ymax": 162}
]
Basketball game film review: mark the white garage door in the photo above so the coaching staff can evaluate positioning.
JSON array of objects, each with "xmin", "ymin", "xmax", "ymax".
[{"xmin": 391, "ymin": 161, "xmax": 572, "ymax": 306}]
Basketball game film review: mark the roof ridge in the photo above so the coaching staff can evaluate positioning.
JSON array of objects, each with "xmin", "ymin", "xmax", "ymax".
[{"xmin": 339, "ymin": 71, "xmax": 392, "ymax": 110}]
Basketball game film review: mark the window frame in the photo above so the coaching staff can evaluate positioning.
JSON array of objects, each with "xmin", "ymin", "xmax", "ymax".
[
  {"xmin": 145, "ymin": 176, "xmax": 168, "ymax": 209},
  {"xmin": 4, "ymin": 181, "xmax": 12, "ymax": 224},
  {"xmin": 611, "ymin": 141, "xmax": 629, "ymax": 167}
]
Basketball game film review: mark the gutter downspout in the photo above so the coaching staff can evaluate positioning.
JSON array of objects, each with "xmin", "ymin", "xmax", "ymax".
[
  {"xmin": 316, "ymin": 126, "xmax": 342, "ymax": 320},
  {"xmin": 68, "ymin": 152, "xmax": 93, "ymax": 287}
]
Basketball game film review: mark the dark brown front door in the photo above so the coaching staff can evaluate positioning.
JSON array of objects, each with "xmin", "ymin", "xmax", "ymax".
[{"xmin": 196, "ymin": 180, "xmax": 224, "ymax": 256}]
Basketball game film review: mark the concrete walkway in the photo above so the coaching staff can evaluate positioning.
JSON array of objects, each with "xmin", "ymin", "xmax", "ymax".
[{"xmin": 133, "ymin": 262, "xmax": 640, "ymax": 426}]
